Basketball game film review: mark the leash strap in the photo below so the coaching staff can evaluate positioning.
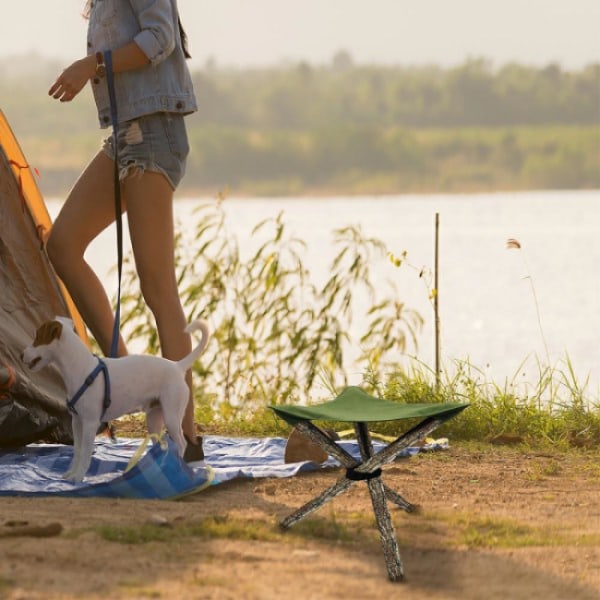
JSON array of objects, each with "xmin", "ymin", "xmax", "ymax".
[
  {"xmin": 104, "ymin": 50, "xmax": 123, "ymax": 360},
  {"xmin": 67, "ymin": 356, "xmax": 112, "ymax": 419}
]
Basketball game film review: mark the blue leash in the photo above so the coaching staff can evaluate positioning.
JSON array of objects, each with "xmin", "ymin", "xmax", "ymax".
[{"xmin": 66, "ymin": 51, "xmax": 123, "ymax": 424}]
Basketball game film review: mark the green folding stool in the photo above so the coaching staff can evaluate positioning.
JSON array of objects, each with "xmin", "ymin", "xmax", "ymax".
[{"xmin": 270, "ymin": 386, "xmax": 468, "ymax": 582}]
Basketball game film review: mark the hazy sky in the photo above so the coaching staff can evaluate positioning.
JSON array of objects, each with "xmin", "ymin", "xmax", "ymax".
[{"xmin": 1, "ymin": 0, "xmax": 598, "ymax": 68}]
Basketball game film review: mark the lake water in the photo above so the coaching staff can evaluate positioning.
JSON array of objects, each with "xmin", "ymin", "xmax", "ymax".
[{"xmin": 47, "ymin": 190, "xmax": 600, "ymax": 395}]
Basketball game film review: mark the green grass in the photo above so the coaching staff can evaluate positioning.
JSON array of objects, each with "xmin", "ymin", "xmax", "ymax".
[
  {"xmin": 353, "ymin": 357, "xmax": 600, "ymax": 449},
  {"xmin": 90, "ymin": 514, "xmax": 360, "ymax": 546},
  {"xmin": 443, "ymin": 514, "xmax": 600, "ymax": 549},
  {"xmin": 89, "ymin": 508, "xmax": 600, "ymax": 555},
  {"xmin": 92, "ymin": 516, "xmax": 279, "ymax": 545},
  {"xmin": 117, "ymin": 362, "xmax": 600, "ymax": 446},
  {"xmin": 0, "ymin": 576, "xmax": 14, "ymax": 591},
  {"xmin": 292, "ymin": 513, "xmax": 358, "ymax": 543}
]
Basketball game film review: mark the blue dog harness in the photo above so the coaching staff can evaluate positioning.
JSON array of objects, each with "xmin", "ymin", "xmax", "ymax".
[{"xmin": 67, "ymin": 356, "xmax": 112, "ymax": 421}]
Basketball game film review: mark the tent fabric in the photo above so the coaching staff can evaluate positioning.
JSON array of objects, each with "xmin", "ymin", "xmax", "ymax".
[
  {"xmin": 0, "ymin": 434, "xmax": 448, "ymax": 499},
  {"xmin": 270, "ymin": 386, "xmax": 468, "ymax": 426},
  {"xmin": 0, "ymin": 110, "xmax": 87, "ymax": 448}
]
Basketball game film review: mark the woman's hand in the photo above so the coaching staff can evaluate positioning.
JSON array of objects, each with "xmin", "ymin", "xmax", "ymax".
[{"xmin": 48, "ymin": 56, "xmax": 96, "ymax": 102}]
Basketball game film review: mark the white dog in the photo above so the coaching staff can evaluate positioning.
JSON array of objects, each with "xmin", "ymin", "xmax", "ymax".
[{"xmin": 22, "ymin": 316, "xmax": 209, "ymax": 482}]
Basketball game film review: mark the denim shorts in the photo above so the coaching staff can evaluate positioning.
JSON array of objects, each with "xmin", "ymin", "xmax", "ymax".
[{"xmin": 102, "ymin": 112, "xmax": 189, "ymax": 190}]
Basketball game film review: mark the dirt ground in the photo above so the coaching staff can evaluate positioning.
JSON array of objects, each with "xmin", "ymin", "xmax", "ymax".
[{"xmin": 0, "ymin": 444, "xmax": 598, "ymax": 600}]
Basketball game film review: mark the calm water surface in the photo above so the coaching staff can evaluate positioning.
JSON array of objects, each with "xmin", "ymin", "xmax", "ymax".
[{"xmin": 48, "ymin": 190, "xmax": 600, "ymax": 394}]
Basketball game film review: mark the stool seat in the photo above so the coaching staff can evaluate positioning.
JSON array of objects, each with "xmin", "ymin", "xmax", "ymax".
[
  {"xmin": 271, "ymin": 385, "xmax": 466, "ymax": 424},
  {"xmin": 269, "ymin": 386, "xmax": 468, "ymax": 582}
]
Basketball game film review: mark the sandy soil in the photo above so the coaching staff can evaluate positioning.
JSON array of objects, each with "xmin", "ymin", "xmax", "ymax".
[{"xmin": 0, "ymin": 445, "xmax": 598, "ymax": 600}]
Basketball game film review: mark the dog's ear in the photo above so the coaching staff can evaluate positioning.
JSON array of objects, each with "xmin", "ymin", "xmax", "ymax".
[
  {"xmin": 33, "ymin": 320, "xmax": 64, "ymax": 347},
  {"xmin": 55, "ymin": 316, "xmax": 74, "ymax": 330}
]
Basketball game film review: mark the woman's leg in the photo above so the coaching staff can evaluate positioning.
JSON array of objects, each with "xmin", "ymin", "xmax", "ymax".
[
  {"xmin": 123, "ymin": 170, "xmax": 197, "ymax": 442},
  {"xmin": 46, "ymin": 151, "xmax": 128, "ymax": 357}
]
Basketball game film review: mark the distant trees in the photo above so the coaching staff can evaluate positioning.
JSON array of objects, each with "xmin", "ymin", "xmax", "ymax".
[
  {"xmin": 187, "ymin": 58, "xmax": 599, "ymax": 129},
  {"xmin": 2, "ymin": 56, "xmax": 598, "ymax": 195}
]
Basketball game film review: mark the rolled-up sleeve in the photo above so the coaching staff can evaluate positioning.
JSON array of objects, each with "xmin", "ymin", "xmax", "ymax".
[{"xmin": 130, "ymin": 0, "xmax": 176, "ymax": 65}]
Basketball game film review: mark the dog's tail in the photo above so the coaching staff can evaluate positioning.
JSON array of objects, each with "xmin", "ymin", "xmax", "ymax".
[{"xmin": 177, "ymin": 320, "xmax": 210, "ymax": 372}]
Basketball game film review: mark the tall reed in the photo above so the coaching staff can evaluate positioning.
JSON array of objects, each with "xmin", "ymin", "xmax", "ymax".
[{"xmin": 118, "ymin": 199, "xmax": 422, "ymax": 417}]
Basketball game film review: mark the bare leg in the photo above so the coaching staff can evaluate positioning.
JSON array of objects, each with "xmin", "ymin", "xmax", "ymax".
[
  {"xmin": 123, "ymin": 170, "xmax": 197, "ymax": 441},
  {"xmin": 48, "ymin": 152, "xmax": 198, "ymax": 441},
  {"xmin": 46, "ymin": 151, "xmax": 128, "ymax": 357}
]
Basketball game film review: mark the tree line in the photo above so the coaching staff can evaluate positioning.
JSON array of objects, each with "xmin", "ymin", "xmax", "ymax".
[
  {"xmin": 191, "ymin": 56, "xmax": 599, "ymax": 129},
  {"xmin": 2, "ymin": 56, "xmax": 598, "ymax": 195}
]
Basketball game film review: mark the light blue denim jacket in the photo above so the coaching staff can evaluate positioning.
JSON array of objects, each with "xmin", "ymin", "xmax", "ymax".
[{"xmin": 87, "ymin": 0, "xmax": 197, "ymax": 128}]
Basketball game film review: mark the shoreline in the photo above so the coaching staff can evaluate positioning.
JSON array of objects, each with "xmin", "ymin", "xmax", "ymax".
[{"xmin": 43, "ymin": 185, "xmax": 600, "ymax": 202}]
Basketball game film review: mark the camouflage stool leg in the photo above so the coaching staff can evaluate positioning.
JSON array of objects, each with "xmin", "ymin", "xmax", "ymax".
[
  {"xmin": 279, "ymin": 415, "xmax": 447, "ymax": 581},
  {"xmin": 279, "ymin": 421, "xmax": 364, "ymax": 528},
  {"xmin": 282, "ymin": 420, "xmax": 417, "ymax": 512},
  {"xmin": 354, "ymin": 421, "xmax": 403, "ymax": 581}
]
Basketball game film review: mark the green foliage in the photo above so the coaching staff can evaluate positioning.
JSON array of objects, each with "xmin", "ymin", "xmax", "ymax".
[
  {"xmin": 189, "ymin": 59, "xmax": 600, "ymax": 129},
  {"xmin": 183, "ymin": 123, "xmax": 600, "ymax": 194},
  {"xmin": 3, "ymin": 57, "xmax": 598, "ymax": 196}
]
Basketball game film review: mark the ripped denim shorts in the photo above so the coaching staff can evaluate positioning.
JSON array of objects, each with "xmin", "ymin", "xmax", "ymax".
[{"xmin": 101, "ymin": 112, "xmax": 190, "ymax": 190}]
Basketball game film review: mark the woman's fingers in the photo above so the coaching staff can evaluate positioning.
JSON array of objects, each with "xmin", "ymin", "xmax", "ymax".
[
  {"xmin": 48, "ymin": 80, "xmax": 61, "ymax": 97},
  {"xmin": 48, "ymin": 79, "xmax": 78, "ymax": 102},
  {"xmin": 48, "ymin": 59, "xmax": 91, "ymax": 101},
  {"xmin": 49, "ymin": 78, "xmax": 69, "ymax": 100}
]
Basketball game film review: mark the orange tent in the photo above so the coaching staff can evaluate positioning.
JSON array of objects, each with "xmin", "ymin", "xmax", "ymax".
[{"xmin": 0, "ymin": 110, "xmax": 88, "ymax": 446}]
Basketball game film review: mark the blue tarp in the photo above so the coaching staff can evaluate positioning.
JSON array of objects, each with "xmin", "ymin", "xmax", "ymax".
[{"xmin": 0, "ymin": 435, "xmax": 447, "ymax": 500}]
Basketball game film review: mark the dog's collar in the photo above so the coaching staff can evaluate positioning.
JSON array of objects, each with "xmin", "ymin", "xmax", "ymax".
[{"xmin": 67, "ymin": 356, "xmax": 112, "ymax": 420}]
